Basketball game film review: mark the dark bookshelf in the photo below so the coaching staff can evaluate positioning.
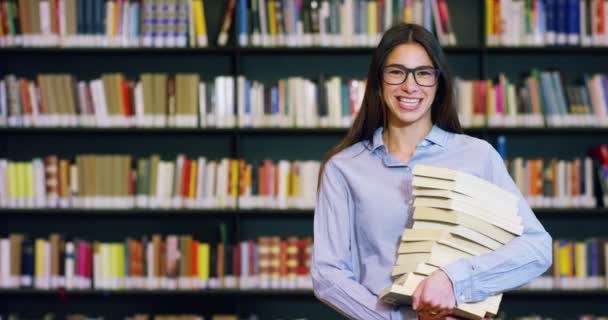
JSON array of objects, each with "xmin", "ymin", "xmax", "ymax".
[
  {"xmin": 1, "ymin": 288, "xmax": 608, "ymax": 297},
  {"xmin": 2, "ymin": 0, "xmax": 608, "ymax": 318}
]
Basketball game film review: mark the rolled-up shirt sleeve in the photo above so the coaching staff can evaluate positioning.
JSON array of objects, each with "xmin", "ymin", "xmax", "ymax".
[
  {"xmin": 441, "ymin": 143, "xmax": 553, "ymax": 305},
  {"xmin": 312, "ymin": 160, "xmax": 399, "ymax": 320}
]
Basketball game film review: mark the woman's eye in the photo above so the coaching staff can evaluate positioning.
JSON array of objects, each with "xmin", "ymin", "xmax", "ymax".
[
  {"xmin": 389, "ymin": 70, "xmax": 404, "ymax": 75},
  {"xmin": 416, "ymin": 70, "xmax": 433, "ymax": 77}
]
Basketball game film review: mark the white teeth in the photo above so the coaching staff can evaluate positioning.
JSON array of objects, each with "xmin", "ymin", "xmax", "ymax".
[{"xmin": 398, "ymin": 98, "xmax": 421, "ymax": 105}]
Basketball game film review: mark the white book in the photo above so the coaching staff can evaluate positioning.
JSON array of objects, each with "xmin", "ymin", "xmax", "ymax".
[
  {"xmin": 65, "ymin": 242, "xmax": 75, "ymax": 289},
  {"xmin": 33, "ymin": 159, "xmax": 46, "ymax": 208},
  {"xmin": 0, "ymin": 80, "xmax": 7, "ymax": 126},
  {"xmin": 0, "ymin": 239, "xmax": 9, "ymax": 288},
  {"xmin": 195, "ymin": 157, "xmax": 207, "ymax": 207},
  {"xmin": 198, "ymin": 82, "xmax": 207, "ymax": 127},
  {"xmin": 237, "ymin": 76, "xmax": 246, "ymax": 127}
]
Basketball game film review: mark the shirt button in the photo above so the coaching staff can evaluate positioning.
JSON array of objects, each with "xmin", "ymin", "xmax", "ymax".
[{"xmin": 408, "ymin": 199, "xmax": 413, "ymax": 205}]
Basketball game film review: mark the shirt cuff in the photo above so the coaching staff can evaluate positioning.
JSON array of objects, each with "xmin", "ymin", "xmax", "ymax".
[{"xmin": 441, "ymin": 258, "xmax": 475, "ymax": 305}]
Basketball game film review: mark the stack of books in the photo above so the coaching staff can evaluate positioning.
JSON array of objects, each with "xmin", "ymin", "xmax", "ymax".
[{"xmin": 380, "ymin": 164, "xmax": 524, "ymax": 319}]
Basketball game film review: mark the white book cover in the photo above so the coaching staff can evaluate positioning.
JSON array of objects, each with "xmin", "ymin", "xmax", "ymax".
[
  {"xmin": 205, "ymin": 161, "xmax": 216, "ymax": 206},
  {"xmin": 198, "ymin": 82, "xmax": 207, "ymax": 127},
  {"xmin": 33, "ymin": 159, "xmax": 46, "ymax": 208},
  {"xmin": 195, "ymin": 157, "xmax": 207, "ymax": 206},
  {"xmin": 134, "ymin": 81, "xmax": 145, "ymax": 127},
  {"xmin": 0, "ymin": 239, "xmax": 9, "ymax": 288},
  {"xmin": 237, "ymin": 76, "xmax": 246, "ymax": 127},
  {"xmin": 225, "ymin": 76, "xmax": 235, "ymax": 127},
  {"xmin": 0, "ymin": 80, "xmax": 7, "ymax": 126}
]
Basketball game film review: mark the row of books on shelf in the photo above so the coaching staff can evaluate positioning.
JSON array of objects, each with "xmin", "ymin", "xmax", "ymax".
[
  {"xmin": 524, "ymin": 237, "xmax": 608, "ymax": 290},
  {"xmin": 0, "ymin": 156, "xmax": 320, "ymax": 209},
  {"xmin": 5, "ymin": 70, "xmax": 608, "ymax": 129},
  {"xmin": 1, "ymin": 154, "xmax": 608, "ymax": 210},
  {"xmin": 486, "ymin": 0, "xmax": 608, "ymax": 47},
  {"xmin": 506, "ymin": 157, "xmax": 596, "ymax": 208},
  {"xmin": 3, "ymin": 314, "xmax": 258, "ymax": 320},
  {"xmin": 0, "ymin": 0, "xmax": 223, "ymax": 48},
  {"xmin": 0, "ymin": 231, "xmax": 314, "ymax": 291},
  {"xmin": 0, "ymin": 0, "xmax": 456, "ymax": 49},
  {"xmin": 238, "ymin": 0, "xmax": 456, "ymax": 47},
  {"xmin": 455, "ymin": 71, "xmax": 608, "ymax": 128},
  {"xmin": 0, "ymin": 74, "xmax": 368, "ymax": 129}
]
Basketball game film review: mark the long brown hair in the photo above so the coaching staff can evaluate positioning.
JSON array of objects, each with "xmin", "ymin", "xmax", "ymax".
[{"xmin": 318, "ymin": 23, "xmax": 462, "ymax": 185}]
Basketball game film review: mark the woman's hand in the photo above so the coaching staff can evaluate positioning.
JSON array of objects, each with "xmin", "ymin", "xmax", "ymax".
[{"xmin": 411, "ymin": 270, "xmax": 456, "ymax": 320}]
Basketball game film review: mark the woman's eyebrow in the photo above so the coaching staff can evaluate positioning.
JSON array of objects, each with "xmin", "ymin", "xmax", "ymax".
[{"xmin": 384, "ymin": 63, "xmax": 434, "ymax": 69}]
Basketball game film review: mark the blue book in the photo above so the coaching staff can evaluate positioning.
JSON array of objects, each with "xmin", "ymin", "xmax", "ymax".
[
  {"xmin": 238, "ymin": 0, "xmax": 248, "ymax": 45},
  {"xmin": 85, "ymin": 0, "xmax": 95, "ymax": 35},
  {"xmin": 131, "ymin": 1, "xmax": 140, "ymax": 41},
  {"xmin": 77, "ymin": 0, "xmax": 85, "ymax": 35},
  {"xmin": 567, "ymin": 0, "xmax": 579, "ymax": 44},
  {"xmin": 556, "ymin": 0, "xmax": 567, "ymax": 44},
  {"xmin": 21, "ymin": 239, "xmax": 34, "ymax": 288},
  {"xmin": 341, "ymin": 82, "xmax": 349, "ymax": 124},
  {"xmin": 545, "ymin": 0, "xmax": 556, "ymax": 43},
  {"xmin": 95, "ymin": 0, "xmax": 104, "ymax": 36},
  {"xmin": 244, "ymin": 79, "xmax": 251, "ymax": 125},
  {"xmin": 497, "ymin": 135, "xmax": 507, "ymax": 160},
  {"xmin": 271, "ymin": 86, "xmax": 279, "ymax": 119}
]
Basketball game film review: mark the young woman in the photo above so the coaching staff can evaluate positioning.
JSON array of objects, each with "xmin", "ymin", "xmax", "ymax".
[{"xmin": 311, "ymin": 23, "xmax": 552, "ymax": 320}]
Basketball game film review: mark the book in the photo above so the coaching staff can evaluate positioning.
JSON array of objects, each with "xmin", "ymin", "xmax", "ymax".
[
  {"xmin": 380, "ymin": 273, "xmax": 501, "ymax": 320},
  {"xmin": 412, "ymin": 206, "xmax": 517, "ymax": 244},
  {"xmin": 412, "ymin": 164, "xmax": 519, "ymax": 209},
  {"xmin": 382, "ymin": 164, "xmax": 524, "ymax": 319},
  {"xmin": 401, "ymin": 228, "xmax": 492, "ymax": 256}
]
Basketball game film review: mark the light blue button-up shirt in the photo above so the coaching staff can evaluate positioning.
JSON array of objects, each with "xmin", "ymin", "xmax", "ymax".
[{"xmin": 312, "ymin": 125, "xmax": 552, "ymax": 320}]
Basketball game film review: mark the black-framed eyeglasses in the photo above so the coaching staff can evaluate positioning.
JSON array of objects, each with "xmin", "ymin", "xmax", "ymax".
[{"xmin": 382, "ymin": 65, "xmax": 440, "ymax": 87}]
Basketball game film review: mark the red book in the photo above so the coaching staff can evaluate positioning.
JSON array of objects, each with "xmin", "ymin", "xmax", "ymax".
[
  {"xmin": 233, "ymin": 244, "xmax": 240, "ymax": 277},
  {"xmin": 248, "ymin": 240, "xmax": 255, "ymax": 276},
  {"xmin": 181, "ymin": 159, "xmax": 192, "ymax": 198},
  {"xmin": 121, "ymin": 80, "xmax": 132, "ymax": 116}
]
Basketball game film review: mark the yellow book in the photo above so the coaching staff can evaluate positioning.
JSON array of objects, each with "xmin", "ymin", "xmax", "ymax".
[
  {"xmin": 291, "ymin": 162, "xmax": 300, "ymax": 198},
  {"xmin": 117, "ymin": 243, "xmax": 125, "ymax": 288},
  {"xmin": 35, "ymin": 239, "xmax": 46, "ymax": 287},
  {"xmin": 189, "ymin": 160, "xmax": 197, "ymax": 199},
  {"xmin": 486, "ymin": 80, "xmax": 494, "ymax": 116},
  {"xmin": 24, "ymin": 163, "xmax": 34, "ymax": 201},
  {"xmin": 558, "ymin": 241, "xmax": 573, "ymax": 277},
  {"xmin": 485, "ymin": 0, "xmax": 494, "ymax": 45},
  {"xmin": 404, "ymin": 1, "xmax": 413, "ymax": 23},
  {"xmin": 16, "ymin": 163, "xmax": 26, "ymax": 203},
  {"xmin": 198, "ymin": 242, "xmax": 210, "ymax": 280},
  {"xmin": 193, "ymin": 0, "xmax": 207, "ymax": 47},
  {"xmin": 7, "ymin": 162, "xmax": 17, "ymax": 202},
  {"xmin": 268, "ymin": 0, "xmax": 277, "ymax": 36},
  {"xmin": 574, "ymin": 241, "xmax": 586, "ymax": 278},
  {"xmin": 0, "ymin": 9, "xmax": 4, "ymax": 38},
  {"xmin": 112, "ymin": 1, "xmax": 120, "ymax": 37},
  {"xmin": 230, "ymin": 159, "xmax": 238, "ymax": 198},
  {"xmin": 367, "ymin": 2, "xmax": 378, "ymax": 37}
]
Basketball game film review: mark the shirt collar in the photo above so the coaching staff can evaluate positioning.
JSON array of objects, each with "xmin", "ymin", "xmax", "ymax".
[{"xmin": 369, "ymin": 125, "xmax": 448, "ymax": 152}]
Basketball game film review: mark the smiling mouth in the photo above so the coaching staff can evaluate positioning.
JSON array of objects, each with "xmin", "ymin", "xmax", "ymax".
[{"xmin": 397, "ymin": 97, "xmax": 423, "ymax": 108}]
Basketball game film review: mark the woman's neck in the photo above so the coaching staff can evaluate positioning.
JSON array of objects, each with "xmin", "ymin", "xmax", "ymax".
[{"xmin": 382, "ymin": 121, "xmax": 433, "ymax": 157}]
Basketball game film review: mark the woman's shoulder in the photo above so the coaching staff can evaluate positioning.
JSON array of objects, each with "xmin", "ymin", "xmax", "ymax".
[
  {"xmin": 327, "ymin": 140, "xmax": 370, "ymax": 165},
  {"xmin": 447, "ymin": 131, "xmax": 494, "ymax": 153}
]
